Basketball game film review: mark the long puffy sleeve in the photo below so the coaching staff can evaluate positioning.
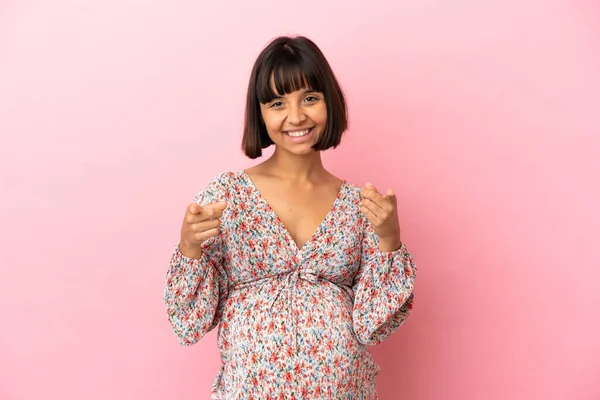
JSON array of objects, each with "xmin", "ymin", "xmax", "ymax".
[
  {"xmin": 352, "ymin": 215, "xmax": 417, "ymax": 346},
  {"xmin": 164, "ymin": 174, "xmax": 230, "ymax": 346}
]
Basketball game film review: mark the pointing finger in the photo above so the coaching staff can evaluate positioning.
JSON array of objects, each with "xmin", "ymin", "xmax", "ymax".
[
  {"xmin": 188, "ymin": 203, "xmax": 202, "ymax": 215},
  {"xmin": 361, "ymin": 184, "xmax": 386, "ymax": 204},
  {"xmin": 365, "ymin": 182, "xmax": 380, "ymax": 194},
  {"xmin": 203, "ymin": 201, "xmax": 228, "ymax": 211},
  {"xmin": 186, "ymin": 201, "xmax": 227, "ymax": 223},
  {"xmin": 362, "ymin": 197, "xmax": 384, "ymax": 213},
  {"xmin": 202, "ymin": 202, "xmax": 228, "ymax": 219}
]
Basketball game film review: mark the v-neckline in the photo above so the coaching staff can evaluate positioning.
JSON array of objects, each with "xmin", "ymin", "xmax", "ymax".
[{"xmin": 240, "ymin": 169, "xmax": 347, "ymax": 254}]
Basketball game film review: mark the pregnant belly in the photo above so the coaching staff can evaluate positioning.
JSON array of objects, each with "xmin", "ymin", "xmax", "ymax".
[{"xmin": 215, "ymin": 276, "xmax": 379, "ymax": 397}]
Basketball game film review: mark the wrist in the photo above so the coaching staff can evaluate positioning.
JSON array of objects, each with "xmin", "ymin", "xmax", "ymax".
[
  {"xmin": 378, "ymin": 236, "xmax": 402, "ymax": 252},
  {"xmin": 179, "ymin": 240, "xmax": 203, "ymax": 259}
]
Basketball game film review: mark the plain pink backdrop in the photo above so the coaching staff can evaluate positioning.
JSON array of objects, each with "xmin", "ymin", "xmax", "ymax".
[{"xmin": 1, "ymin": 0, "xmax": 599, "ymax": 399}]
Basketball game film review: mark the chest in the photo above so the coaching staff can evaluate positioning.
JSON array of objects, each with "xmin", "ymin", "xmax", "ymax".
[
  {"xmin": 223, "ymin": 177, "xmax": 363, "ymax": 279},
  {"xmin": 279, "ymin": 195, "xmax": 334, "ymax": 246},
  {"xmin": 253, "ymin": 184, "xmax": 341, "ymax": 250}
]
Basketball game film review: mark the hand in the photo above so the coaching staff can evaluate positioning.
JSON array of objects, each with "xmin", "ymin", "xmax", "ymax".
[
  {"xmin": 360, "ymin": 182, "xmax": 402, "ymax": 252},
  {"xmin": 179, "ymin": 201, "xmax": 228, "ymax": 259}
]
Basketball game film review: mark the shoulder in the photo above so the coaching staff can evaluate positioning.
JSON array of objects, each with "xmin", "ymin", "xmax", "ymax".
[
  {"xmin": 194, "ymin": 170, "xmax": 247, "ymax": 204},
  {"xmin": 332, "ymin": 180, "xmax": 370, "ymax": 233},
  {"xmin": 204, "ymin": 170, "xmax": 246, "ymax": 188},
  {"xmin": 340, "ymin": 180, "xmax": 363, "ymax": 200},
  {"xmin": 337, "ymin": 180, "xmax": 365, "ymax": 214}
]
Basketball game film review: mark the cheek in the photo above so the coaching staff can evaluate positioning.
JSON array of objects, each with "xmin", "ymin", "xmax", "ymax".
[
  {"xmin": 265, "ymin": 120, "xmax": 283, "ymax": 135},
  {"xmin": 261, "ymin": 113, "xmax": 283, "ymax": 134},
  {"xmin": 312, "ymin": 106, "xmax": 328, "ymax": 125}
]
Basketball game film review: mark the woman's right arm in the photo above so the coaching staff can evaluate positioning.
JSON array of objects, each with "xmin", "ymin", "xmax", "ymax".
[{"xmin": 163, "ymin": 174, "xmax": 230, "ymax": 346}]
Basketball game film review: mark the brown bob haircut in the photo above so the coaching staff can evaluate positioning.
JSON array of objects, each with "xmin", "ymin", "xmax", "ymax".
[{"xmin": 242, "ymin": 36, "xmax": 348, "ymax": 159}]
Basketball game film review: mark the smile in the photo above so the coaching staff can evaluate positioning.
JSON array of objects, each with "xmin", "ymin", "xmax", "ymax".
[{"xmin": 283, "ymin": 127, "xmax": 313, "ymax": 137}]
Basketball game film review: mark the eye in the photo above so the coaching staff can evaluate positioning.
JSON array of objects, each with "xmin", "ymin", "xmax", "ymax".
[
  {"xmin": 269, "ymin": 101, "xmax": 283, "ymax": 108},
  {"xmin": 304, "ymin": 96, "xmax": 319, "ymax": 103}
]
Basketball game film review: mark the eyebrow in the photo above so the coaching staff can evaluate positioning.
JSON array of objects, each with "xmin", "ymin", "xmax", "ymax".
[{"xmin": 271, "ymin": 89, "xmax": 318, "ymax": 100}]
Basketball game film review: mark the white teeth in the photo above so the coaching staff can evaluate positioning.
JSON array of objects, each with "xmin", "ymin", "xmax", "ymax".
[{"xmin": 284, "ymin": 128, "xmax": 311, "ymax": 137}]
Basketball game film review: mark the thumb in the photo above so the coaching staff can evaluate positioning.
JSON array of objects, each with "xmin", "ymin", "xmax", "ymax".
[
  {"xmin": 188, "ymin": 203, "xmax": 202, "ymax": 215},
  {"xmin": 385, "ymin": 188, "xmax": 397, "ymax": 203}
]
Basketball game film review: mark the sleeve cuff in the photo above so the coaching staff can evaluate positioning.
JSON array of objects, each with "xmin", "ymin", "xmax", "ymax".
[
  {"xmin": 173, "ymin": 243, "xmax": 203, "ymax": 267},
  {"xmin": 370, "ymin": 242, "xmax": 411, "ymax": 278},
  {"xmin": 374, "ymin": 241, "xmax": 407, "ymax": 257},
  {"xmin": 173, "ymin": 239, "xmax": 221, "ymax": 271}
]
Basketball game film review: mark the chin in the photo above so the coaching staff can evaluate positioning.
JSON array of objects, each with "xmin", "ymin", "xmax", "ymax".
[
  {"xmin": 296, "ymin": 141, "xmax": 320, "ymax": 152},
  {"xmin": 278, "ymin": 144, "xmax": 318, "ymax": 156}
]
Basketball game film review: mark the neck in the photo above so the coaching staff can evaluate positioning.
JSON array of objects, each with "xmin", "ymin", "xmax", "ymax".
[{"xmin": 265, "ymin": 148, "xmax": 326, "ymax": 181}]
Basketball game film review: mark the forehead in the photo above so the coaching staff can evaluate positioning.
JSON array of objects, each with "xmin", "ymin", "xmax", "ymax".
[
  {"xmin": 269, "ymin": 79, "xmax": 319, "ymax": 98},
  {"xmin": 257, "ymin": 58, "xmax": 325, "ymax": 103}
]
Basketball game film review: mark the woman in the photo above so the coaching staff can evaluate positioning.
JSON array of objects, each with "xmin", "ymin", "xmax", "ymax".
[{"xmin": 164, "ymin": 35, "xmax": 417, "ymax": 399}]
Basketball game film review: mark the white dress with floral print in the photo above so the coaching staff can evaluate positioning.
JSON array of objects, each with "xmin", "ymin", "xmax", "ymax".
[{"xmin": 164, "ymin": 171, "xmax": 417, "ymax": 399}]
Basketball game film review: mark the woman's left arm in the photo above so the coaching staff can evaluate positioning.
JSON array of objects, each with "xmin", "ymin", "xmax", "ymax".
[{"xmin": 352, "ymin": 183, "xmax": 417, "ymax": 345}]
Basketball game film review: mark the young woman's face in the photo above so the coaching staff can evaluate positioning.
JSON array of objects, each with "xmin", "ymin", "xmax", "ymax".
[{"xmin": 259, "ymin": 87, "xmax": 327, "ymax": 156}]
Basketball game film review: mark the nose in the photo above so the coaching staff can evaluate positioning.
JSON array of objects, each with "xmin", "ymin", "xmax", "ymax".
[{"xmin": 287, "ymin": 103, "xmax": 307, "ymax": 125}]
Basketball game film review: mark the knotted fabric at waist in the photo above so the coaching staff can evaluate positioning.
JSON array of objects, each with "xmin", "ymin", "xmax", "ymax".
[{"xmin": 231, "ymin": 269, "xmax": 354, "ymax": 354}]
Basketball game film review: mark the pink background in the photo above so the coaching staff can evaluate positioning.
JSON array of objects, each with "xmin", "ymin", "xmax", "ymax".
[{"xmin": 1, "ymin": 0, "xmax": 599, "ymax": 399}]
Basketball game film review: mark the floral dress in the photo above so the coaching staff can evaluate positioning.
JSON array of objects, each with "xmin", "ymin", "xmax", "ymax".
[{"xmin": 164, "ymin": 171, "xmax": 417, "ymax": 399}]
